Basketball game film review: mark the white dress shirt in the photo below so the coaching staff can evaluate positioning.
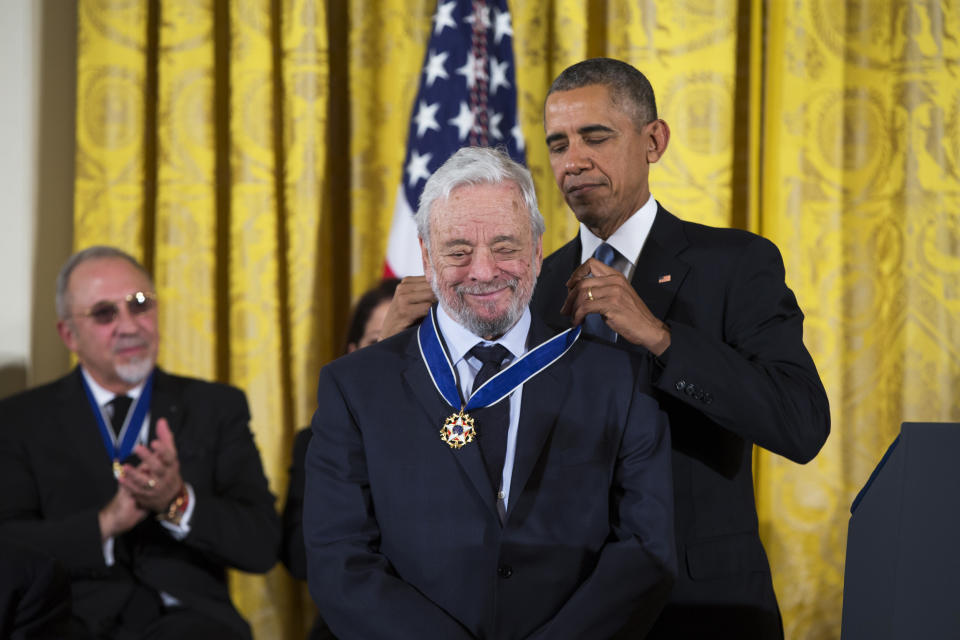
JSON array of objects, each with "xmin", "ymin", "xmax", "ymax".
[
  {"xmin": 578, "ymin": 193, "xmax": 659, "ymax": 279},
  {"xmin": 435, "ymin": 304, "xmax": 531, "ymax": 512}
]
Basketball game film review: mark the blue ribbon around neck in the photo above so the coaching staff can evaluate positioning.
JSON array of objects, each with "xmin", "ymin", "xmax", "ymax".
[
  {"xmin": 417, "ymin": 307, "xmax": 581, "ymax": 411},
  {"xmin": 80, "ymin": 370, "xmax": 155, "ymax": 466}
]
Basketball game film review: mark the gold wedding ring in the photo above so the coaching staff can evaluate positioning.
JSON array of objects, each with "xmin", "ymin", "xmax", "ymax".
[{"xmin": 587, "ymin": 288, "xmax": 594, "ymax": 302}]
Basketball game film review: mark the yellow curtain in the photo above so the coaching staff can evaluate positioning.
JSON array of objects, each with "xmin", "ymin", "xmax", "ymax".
[
  {"xmin": 758, "ymin": 2, "xmax": 960, "ymax": 637},
  {"xmin": 73, "ymin": 1, "xmax": 960, "ymax": 638},
  {"xmin": 76, "ymin": 1, "xmax": 332, "ymax": 637}
]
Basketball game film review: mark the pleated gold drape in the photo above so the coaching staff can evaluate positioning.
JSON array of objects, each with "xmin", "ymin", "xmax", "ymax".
[
  {"xmin": 75, "ymin": 1, "xmax": 334, "ymax": 637},
  {"xmin": 757, "ymin": 2, "xmax": 960, "ymax": 637},
  {"xmin": 73, "ymin": 1, "xmax": 960, "ymax": 638}
]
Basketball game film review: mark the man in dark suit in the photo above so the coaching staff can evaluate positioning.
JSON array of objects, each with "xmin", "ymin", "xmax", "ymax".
[
  {"xmin": 304, "ymin": 146, "xmax": 676, "ymax": 639},
  {"xmin": 531, "ymin": 58, "xmax": 831, "ymax": 638},
  {"xmin": 0, "ymin": 246, "xmax": 280, "ymax": 639}
]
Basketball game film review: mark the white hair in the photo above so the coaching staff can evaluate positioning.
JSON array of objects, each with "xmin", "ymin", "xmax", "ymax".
[{"xmin": 414, "ymin": 146, "xmax": 544, "ymax": 250}]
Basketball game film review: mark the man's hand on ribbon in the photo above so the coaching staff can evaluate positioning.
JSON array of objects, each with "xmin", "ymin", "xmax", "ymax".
[{"xmin": 561, "ymin": 258, "xmax": 671, "ymax": 356}]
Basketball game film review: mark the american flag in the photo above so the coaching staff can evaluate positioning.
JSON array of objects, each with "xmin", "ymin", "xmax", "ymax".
[{"xmin": 384, "ymin": 0, "xmax": 526, "ymax": 277}]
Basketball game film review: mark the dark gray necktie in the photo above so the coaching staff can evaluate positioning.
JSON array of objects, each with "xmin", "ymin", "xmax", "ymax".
[
  {"xmin": 107, "ymin": 395, "xmax": 132, "ymax": 439},
  {"xmin": 583, "ymin": 243, "xmax": 618, "ymax": 342},
  {"xmin": 469, "ymin": 344, "xmax": 512, "ymax": 492}
]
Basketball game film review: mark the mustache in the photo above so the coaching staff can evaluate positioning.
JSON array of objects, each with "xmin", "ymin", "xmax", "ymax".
[
  {"xmin": 455, "ymin": 278, "xmax": 518, "ymax": 296},
  {"xmin": 113, "ymin": 336, "xmax": 149, "ymax": 353}
]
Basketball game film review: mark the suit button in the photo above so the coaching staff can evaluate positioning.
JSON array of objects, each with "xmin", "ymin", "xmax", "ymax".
[
  {"xmin": 497, "ymin": 565, "xmax": 513, "ymax": 579},
  {"xmin": 675, "ymin": 380, "xmax": 687, "ymax": 391}
]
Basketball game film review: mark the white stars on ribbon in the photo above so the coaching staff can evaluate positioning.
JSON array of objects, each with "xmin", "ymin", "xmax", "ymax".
[{"xmin": 406, "ymin": 150, "xmax": 433, "ymax": 186}]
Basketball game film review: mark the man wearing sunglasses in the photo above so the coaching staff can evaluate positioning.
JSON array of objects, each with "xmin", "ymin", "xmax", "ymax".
[{"xmin": 0, "ymin": 246, "xmax": 279, "ymax": 639}]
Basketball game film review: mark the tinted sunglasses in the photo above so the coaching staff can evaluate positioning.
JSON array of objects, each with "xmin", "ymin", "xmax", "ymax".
[{"xmin": 80, "ymin": 291, "xmax": 157, "ymax": 325}]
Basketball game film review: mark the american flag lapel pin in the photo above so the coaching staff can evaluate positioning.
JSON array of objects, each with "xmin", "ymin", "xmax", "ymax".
[{"xmin": 658, "ymin": 274, "xmax": 671, "ymax": 284}]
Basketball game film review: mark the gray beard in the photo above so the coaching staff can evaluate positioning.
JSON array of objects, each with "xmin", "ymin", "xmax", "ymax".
[
  {"xmin": 115, "ymin": 357, "xmax": 154, "ymax": 385},
  {"xmin": 431, "ymin": 274, "xmax": 535, "ymax": 339}
]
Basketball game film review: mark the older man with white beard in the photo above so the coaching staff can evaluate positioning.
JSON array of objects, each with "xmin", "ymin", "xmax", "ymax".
[
  {"xmin": 304, "ymin": 146, "xmax": 676, "ymax": 640},
  {"xmin": 0, "ymin": 246, "xmax": 279, "ymax": 639}
]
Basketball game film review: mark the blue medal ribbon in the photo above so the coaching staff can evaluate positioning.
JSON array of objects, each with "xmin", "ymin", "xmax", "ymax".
[
  {"xmin": 80, "ymin": 370, "xmax": 154, "ymax": 472},
  {"xmin": 417, "ymin": 307, "xmax": 581, "ymax": 412}
]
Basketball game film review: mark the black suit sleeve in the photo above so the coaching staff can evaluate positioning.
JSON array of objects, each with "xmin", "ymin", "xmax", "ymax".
[
  {"xmin": 173, "ymin": 386, "xmax": 280, "ymax": 573},
  {"xmin": 527, "ymin": 387, "xmax": 676, "ymax": 640},
  {"xmin": 303, "ymin": 368, "xmax": 475, "ymax": 640},
  {"xmin": 0, "ymin": 408, "xmax": 106, "ymax": 573},
  {"xmin": 653, "ymin": 236, "xmax": 830, "ymax": 463}
]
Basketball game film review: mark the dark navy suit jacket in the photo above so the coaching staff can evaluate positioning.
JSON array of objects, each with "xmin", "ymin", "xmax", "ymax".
[
  {"xmin": 530, "ymin": 204, "xmax": 831, "ymax": 639},
  {"xmin": 304, "ymin": 315, "xmax": 676, "ymax": 639}
]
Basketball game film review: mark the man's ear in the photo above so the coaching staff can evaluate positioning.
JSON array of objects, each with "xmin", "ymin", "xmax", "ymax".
[
  {"xmin": 647, "ymin": 119, "xmax": 670, "ymax": 164},
  {"xmin": 57, "ymin": 319, "xmax": 77, "ymax": 352},
  {"xmin": 533, "ymin": 237, "xmax": 543, "ymax": 278},
  {"xmin": 419, "ymin": 237, "xmax": 431, "ymax": 280}
]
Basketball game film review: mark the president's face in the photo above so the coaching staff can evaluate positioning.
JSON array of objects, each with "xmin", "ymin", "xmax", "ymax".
[
  {"xmin": 422, "ymin": 181, "xmax": 542, "ymax": 339},
  {"xmin": 57, "ymin": 257, "xmax": 159, "ymax": 393},
  {"xmin": 544, "ymin": 83, "xmax": 659, "ymax": 239}
]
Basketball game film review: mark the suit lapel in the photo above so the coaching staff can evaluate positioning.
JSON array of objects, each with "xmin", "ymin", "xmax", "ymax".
[
  {"xmin": 631, "ymin": 205, "xmax": 689, "ymax": 321},
  {"xmin": 506, "ymin": 318, "xmax": 571, "ymax": 521},
  {"xmin": 401, "ymin": 329, "xmax": 499, "ymax": 519}
]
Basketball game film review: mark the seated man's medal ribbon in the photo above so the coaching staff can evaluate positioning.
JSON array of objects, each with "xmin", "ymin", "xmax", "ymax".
[{"xmin": 80, "ymin": 371, "xmax": 155, "ymax": 478}]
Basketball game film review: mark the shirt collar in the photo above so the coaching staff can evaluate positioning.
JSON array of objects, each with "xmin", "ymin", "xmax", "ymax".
[
  {"xmin": 80, "ymin": 366, "xmax": 146, "ymax": 406},
  {"xmin": 579, "ymin": 194, "xmax": 658, "ymax": 265},
  {"xmin": 435, "ymin": 303, "xmax": 531, "ymax": 366}
]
